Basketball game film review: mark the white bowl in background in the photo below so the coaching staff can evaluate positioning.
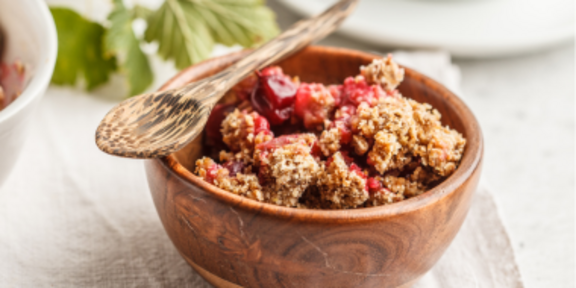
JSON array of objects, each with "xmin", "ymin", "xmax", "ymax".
[{"xmin": 0, "ymin": 0, "xmax": 57, "ymax": 187}]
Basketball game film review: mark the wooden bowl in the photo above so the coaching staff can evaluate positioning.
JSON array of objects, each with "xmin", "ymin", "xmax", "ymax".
[{"xmin": 145, "ymin": 46, "xmax": 483, "ymax": 288}]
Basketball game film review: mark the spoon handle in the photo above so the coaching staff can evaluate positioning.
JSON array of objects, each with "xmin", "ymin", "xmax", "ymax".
[
  {"xmin": 189, "ymin": 0, "xmax": 359, "ymax": 105},
  {"xmin": 95, "ymin": 0, "xmax": 359, "ymax": 159}
]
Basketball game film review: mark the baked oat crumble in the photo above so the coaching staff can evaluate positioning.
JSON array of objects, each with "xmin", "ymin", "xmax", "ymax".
[
  {"xmin": 195, "ymin": 55, "xmax": 466, "ymax": 209},
  {"xmin": 317, "ymin": 151, "xmax": 369, "ymax": 209}
]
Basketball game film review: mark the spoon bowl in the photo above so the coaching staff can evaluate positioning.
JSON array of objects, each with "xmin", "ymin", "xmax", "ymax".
[{"xmin": 96, "ymin": 77, "xmax": 220, "ymax": 158}]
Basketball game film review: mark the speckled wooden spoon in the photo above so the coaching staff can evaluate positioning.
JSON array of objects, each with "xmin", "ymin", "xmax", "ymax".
[{"xmin": 95, "ymin": 0, "xmax": 359, "ymax": 159}]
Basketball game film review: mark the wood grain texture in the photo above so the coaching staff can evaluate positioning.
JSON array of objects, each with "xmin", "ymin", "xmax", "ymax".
[
  {"xmin": 95, "ymin": 0, "xmax": 358, "ymax": 159},
  {"xmin": 145, "ymin": 46, "xmax": 484, "ymax": 288}
]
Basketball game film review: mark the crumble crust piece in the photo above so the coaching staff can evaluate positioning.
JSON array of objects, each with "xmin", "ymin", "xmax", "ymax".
[
  {"xmin": 318, "ymin": 128, "xmax": 341, "ymax": 156},
  {"xmin": 195, "ymin": 157, "xmax": 264, "ymax": 201},
  {"xmin": 361, "ymin": 54, "xmax": 405, "ymax": 92},
  {"xmin": 257, "ymin": 134, "xmax": 320, "ymax": 207},
  {"xmin": 317, "ymin": 152, "xmax": 369, "ymax": 209},
  {"xmin": 221, "ymin": 109, "xmax": 273, "ymax": 163},
  {"xmin": 367, "ymin": 188, "xmax": 404, "ymax": 207}
]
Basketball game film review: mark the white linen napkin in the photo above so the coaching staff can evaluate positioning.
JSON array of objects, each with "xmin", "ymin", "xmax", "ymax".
[
  {"xmin": 0, "ymin": 49, "xmax": 524, "ymax": 287},
  {"xmin": 393, "ymin": 51, "xmax": 524, "ymax": 288}
]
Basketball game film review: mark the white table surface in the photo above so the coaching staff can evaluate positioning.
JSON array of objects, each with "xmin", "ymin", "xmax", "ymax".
[{"xmin": 268, "ymin": 1, "xmax": 575, "ymax": 287}]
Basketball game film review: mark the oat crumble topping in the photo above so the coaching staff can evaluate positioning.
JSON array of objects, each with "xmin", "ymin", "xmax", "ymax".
[
  {"xmin": 361, "ymin": 54, "xmax": 405, "ymax": 92},
  {"xmin": 256, "ymin": 134, "xmax": 320, "ymax": 207},
  {"xmin": 195, "ymin": 56, "xmax": 466, "ymax": 209},
  {"xmin": 318, "ymin": 128, "xmax": 341, "ymax": 156},
  {"xmin": 317, "ymin": 152, "xmax": 369, "ymax": 209},
  {"xmin": 195, "ymin": 157, "xmax": 265, "ymax": 201}
]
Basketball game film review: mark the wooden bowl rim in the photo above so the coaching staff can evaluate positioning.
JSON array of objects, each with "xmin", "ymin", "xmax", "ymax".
[{"xmin": 154, "ymin": 45, "xmax": 483, "ymax": 223}]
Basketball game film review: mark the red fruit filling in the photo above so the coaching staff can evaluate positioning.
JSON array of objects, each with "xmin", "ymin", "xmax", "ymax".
[
  {"xmin": 330, "ymin": 106, "xmax": 356, "ymax": 145},
  {"xmin": 294, "ymin": 83, "xmax": 335, "ymax": 130},
  {"xmin": 250, "ymin": 66, "xmax": 297, "ymax": 125},
  {"xmin": 333, "ymin": 120, "xmax": 352, "ymax": 145},
  {"xmin": 328, "ymin": 84, "xmax": 343, "ymax": 106},
  {"xmin": 233, "ymin": 73, "xmax": 258, "ymax": 101},
  {"xmin": 349, "ymin": 163, "xmax": 365, "ymax": 177},
  {"xmin": 223, "ymin": 160, "xmax": 246, "ymax": 177},
  {"xmin": 367, "ymin": 177, "xmax": 382, "ymax": 193},
  {"xmin": 204, "ymin": 163, "xmax": 223, "ymax": 184},
  {"xmin": 206, "ymin": 103, "xmax": 236, "ymax": 148},
  {"xmin": 255, "ymin": 134, "xmax": 300, "ymax": 154},
  {"xmin": 340, "ymin": 76, "xmax": 386, "ymax": 107},
  {"xmin": 253, "ymin": 114, "xmax": 273, "ymax": 136},
  {"xmin": 311, "ymin": 141, "xmax": 323, "ymax": 159}
]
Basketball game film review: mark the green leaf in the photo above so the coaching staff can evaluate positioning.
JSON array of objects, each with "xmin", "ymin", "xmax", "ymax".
[
  {"xmin": 144, "ymin": 0, "xmax": 279, "ymax": 70},
  {"xmin": 196, "ymin": 0, "xmax": 279, "ymax": 46},
  {"xmin": 106, "ymin": 0, "xmax": 153, "ymax": 96},
  {"xmin": 133, "ymin": 5, "xmax": 154, "ymax": 20},
  {"xmin": 145, "ymin": 0, "xmax": 214, "ymax": 70},
  {"xmin": 50, "ymin": 7, "xmax": 117, "ymax": 90}
]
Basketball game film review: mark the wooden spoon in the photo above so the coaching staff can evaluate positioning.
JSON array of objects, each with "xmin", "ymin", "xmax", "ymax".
[{"xmin": 95, "ymin": 0, "xmax": 359, "ymax": 159}]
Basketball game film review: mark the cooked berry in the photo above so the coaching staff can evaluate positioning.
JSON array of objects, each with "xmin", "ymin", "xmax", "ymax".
[
  {"xmin": 253, "ymin": 114, "xmax": 272, "ymax": 136},
  {"xmin": 250, "ymin": 66, "xmax": 297, "ymax": 125},
  {"xmin": 256, "ymin": 134, "xmax": 301, "ymax": 154},
  {"xmin": 294, "ymin": 83, "xmax": 336, "ymax": 130},
  {"xmin": 205, "ymin": 103, "xmax": 236, "ymax": 149},
  {"xmin": 233, "ymin": 73, "xmax": 258, "ymax": 101},
  {"xmin": 328, "ymin": 84, "xmax": 343, "ymax": 106},
  {"xmin": 340, "ymin": 76, "xmax": 385, "ymax": 107},
  {"xmin": 205, "ymin": 162, "xmax": 223, "ymax": 184},
  {"xmin": 367, "ymin": 177, "xmax": 382, "ymax": 193},
  {"xmin": 223, "ymin": 160, "xmax": 246, "ymax": 177}
]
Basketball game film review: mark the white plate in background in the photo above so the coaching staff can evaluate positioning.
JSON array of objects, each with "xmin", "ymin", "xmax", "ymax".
[{"xmin": 277, "ymin": 0, "xmax": 574, "ymax": 58}]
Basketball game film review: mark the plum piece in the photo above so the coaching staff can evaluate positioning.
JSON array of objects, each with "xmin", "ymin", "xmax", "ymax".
[
  {"xmin": 205, "ymin": 103, "xmax": 236, "ymax": 150},
  {"xmin": 250, "ymin": 66, "xmax": 298, "ymax": 125},
  {"xmin": 339, "ymin": 76, "xmax": 386, "ymax": 108},
  {"xmin": 232, "ymin": 73, "xmax": 259, "ymax": 101},
  {"xmin": 294, "ymin": 83, "xmax": 336, "ymax": 131},
  {"xmin": 328, "ymin": 84, "xmax": 343, "ymax": 106},
  {"xmin": 222, "ymin": 160, "xmax": 246, "ymax": 177},
  {"xmin": 367, "ymin": 177, "xmax": 383, "ymax": 193},
  {"xmin": 253, "ymin": 114, "xmax": 272, "ymax": 136}
]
